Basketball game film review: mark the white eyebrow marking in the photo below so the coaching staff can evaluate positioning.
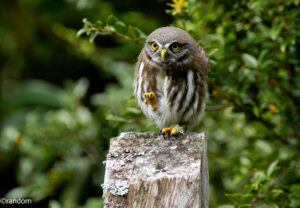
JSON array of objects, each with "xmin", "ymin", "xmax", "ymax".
[
  {"xmin": 164, "ymin": 43, "xmax": 171, "ymax": 48},
  {"xmin": 153, "ymin": 39, "xmax": 163, "ymax": 48}
]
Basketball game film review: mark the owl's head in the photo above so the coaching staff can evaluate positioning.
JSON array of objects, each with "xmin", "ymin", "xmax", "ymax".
[{"xmin": 144, "ymin": 26, "xmax": 199, "ymax": 67}]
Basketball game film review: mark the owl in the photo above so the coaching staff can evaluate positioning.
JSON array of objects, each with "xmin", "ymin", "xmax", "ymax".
[{"xmin": 134, "ymin": 26, "xmax": 209, "ymax": 136}]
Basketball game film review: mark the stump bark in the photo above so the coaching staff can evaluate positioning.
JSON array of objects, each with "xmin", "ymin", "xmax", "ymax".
[{"xmin": 102, "ymin": 132, "xmax": 209, "ymax": 208}]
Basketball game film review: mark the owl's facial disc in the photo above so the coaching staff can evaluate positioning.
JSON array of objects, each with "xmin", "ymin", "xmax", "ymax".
[{"xmin": 146, "ymin": 40, "xmax": 188, "ymax": 66}]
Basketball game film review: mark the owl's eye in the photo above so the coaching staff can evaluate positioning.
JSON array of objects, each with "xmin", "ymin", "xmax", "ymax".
[
  {"xmin": 151, "ymin": 42, "xmax": 158, "ymax": 50},
  {"xmin": 171, "ymin": 43, "xmax": 180, "ymax": 51}
]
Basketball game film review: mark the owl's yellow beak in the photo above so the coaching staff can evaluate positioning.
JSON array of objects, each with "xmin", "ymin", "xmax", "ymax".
[{"xmin": 159, "ymin": 48, "xmax": 168, "ymax": 62}]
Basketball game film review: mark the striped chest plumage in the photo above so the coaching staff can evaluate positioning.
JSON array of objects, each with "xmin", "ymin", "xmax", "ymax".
[{"xmin": 134, "ymin": 60, "xmax": 206, "ymax": 129}]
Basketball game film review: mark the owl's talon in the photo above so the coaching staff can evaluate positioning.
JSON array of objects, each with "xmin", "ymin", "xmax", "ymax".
[
  {"xmin": 162, "ymin": 125, "xmax": 186, "ymax": 138},
  {"xmin": 143, "ymin": 92, "xmax": 157, "ymax": 110},
  {"xmin": 163, "ymin": 132, "xmax": 170, "ymax": 139},
  {"xmin": 162, "ymin": 127, "xmax": 172, "ymax": 136}
]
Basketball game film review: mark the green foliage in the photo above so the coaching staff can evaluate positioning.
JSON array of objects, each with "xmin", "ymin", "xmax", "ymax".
[
  {"xmin": 77, "ymin": 15, "xmax": 146, "ymax": 44},
  {"xmin": 1, "ymin": 79, "xmax": 104, "ymax": 207},
  {"xmin": 1, "ymin": 0, "xmax": 300, "ymax": 207}
]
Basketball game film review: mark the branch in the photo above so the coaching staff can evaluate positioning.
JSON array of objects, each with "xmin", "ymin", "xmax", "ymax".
[{"xmin": 90, "ymin": 27, "xmax": 144, "ymax": 45}]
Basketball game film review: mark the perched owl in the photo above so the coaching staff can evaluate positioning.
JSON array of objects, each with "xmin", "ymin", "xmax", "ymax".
[{"xmin": 134, "ymin": 26, "xmax": 209, "ymax": 136}]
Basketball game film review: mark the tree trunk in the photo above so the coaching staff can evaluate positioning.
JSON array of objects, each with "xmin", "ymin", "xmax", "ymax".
[{"xmin": 102, "ymin": 132, "xmax": 209, "ymax": 208}]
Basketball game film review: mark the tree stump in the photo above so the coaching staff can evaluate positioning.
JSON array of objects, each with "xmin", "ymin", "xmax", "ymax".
[{"xmin": 102, "ymin": 132, "xmax": 209, "ymax": 208}]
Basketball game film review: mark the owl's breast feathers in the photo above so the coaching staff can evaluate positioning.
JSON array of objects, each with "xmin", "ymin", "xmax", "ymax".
[{"xmin": 134, "ymin": 49, "xmax": 208, "ymax": 129}]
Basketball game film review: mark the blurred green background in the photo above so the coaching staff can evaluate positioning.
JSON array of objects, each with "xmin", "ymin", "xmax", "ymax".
[{"xmin": 0, "ymin": 0, "xmax": 300, "ymax": 207}]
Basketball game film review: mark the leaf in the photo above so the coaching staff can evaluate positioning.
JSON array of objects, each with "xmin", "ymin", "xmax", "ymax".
[
  {"xmin": 89, "ymin": 32, "xmax": 99, "ymax": 43},
  {"xmin": 260, "ymin": 60, "xmax": 272, "ymax": 70},
  {"xmin": 73, "ymin": 78, "xmax": 89, "ymax": 99},
  {"xmin": 49, "ymin": 200, "xmax": 61, "ymax": 208},
  {"xmin": 242, "ymin": 53, "xmax": 258, "ymax": 68},
  {"xmin": 5, "ymin": 187, "xmax": 27, "ymax": 199},
  {"xmin": 95, "ymin": 20, "xmax": 103, "ymax": 27},
  {"xmin": 269, "ymin": 189, "xmax": 284, "ymax": 199},
  {"xmin": 126, "ymin": 107, "xmax": 141, "ymax": 114},
  {"xmin": 268, "ymin": 202, "xmax": 280, "ymax": 208},
  {"xmin": 77, "ymin": 28, "xmax": 89, "ymax": 37},
  {"xmin": 133, "ymin": 26, "xmax": 147, "ymax": 40},
  {"xmin": 241, "ymin": 195, "xmax": 255, "ymax": 204},
  {"xmin": 270, "ymin": 25, "xmax": 283, "ymax": 40},
  {"xmin": 114, "ymin": 20, "xmax": 127, "ymax": 34},
  {"xmin": 290, "ymin": 198, "xmax": 300, "ymax": 208},
  {"xmin": 225, "ymin": 193, "xmax": 241, "ymax": 203},
  {"xmin": 104, "ymin": 25, "xmax": 115, "ymax": 32},
  {"xmin": 106, "ymin": 114, "xmax": 127, "ymax": 122},
  {"xmin": 208, "ymin": 48, "xmax": 218, "ymax": 56},
  {"xmin": 82, "ymin": 18, "xmax": 93, "ymax": 27},
  {"xmin": 252, "ymin": 171, "xmax": 266, "ymax": 190},
  {"xmin": 210, "ymin": 59, "xmax": 217, "ymax": 66},
  {"xmin": 225, "ymin": 193, "xmax": 254, "ymax": 204},
  {"xmin": 106, "ymin": 14, "xmax": 118, "ymax": 25},
  {"xmin": 266, "ymin": 160, "xmax": 278, "ymax": 177},
  {"xmin": 128, "ymin": 25, "xmax": 137, "ymax": 39},
  {"xmin": 258, "ymin": 49, "xmax": 268, "ymax": 64}
]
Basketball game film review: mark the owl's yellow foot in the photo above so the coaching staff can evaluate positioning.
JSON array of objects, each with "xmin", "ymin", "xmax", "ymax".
[
  {"xmin": 162, "ymin": 124, "xmax": 186, "ymax": 138},
  {"xmin": 143, "ymin": 92, "xmax": 157, "ymax": 110}
]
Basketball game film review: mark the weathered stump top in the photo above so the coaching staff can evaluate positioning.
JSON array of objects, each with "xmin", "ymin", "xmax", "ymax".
[{"xmin": 102, "ymin": 132, "xmax": 208, "ymax": 208}]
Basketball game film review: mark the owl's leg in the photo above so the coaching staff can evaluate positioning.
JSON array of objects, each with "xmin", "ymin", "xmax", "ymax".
[
  {"xmin": 143, "ymin": 92, "xmax": 157, "ymax": 110},
  {"xmin": 162, "ymin": 124, "xmax": 187, "ymax": 137}
]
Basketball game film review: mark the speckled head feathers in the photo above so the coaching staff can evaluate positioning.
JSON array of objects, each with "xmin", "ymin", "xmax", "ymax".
[{"xmin": 146, "ymin": 26, "xmax": 197, "ymax": 46}]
